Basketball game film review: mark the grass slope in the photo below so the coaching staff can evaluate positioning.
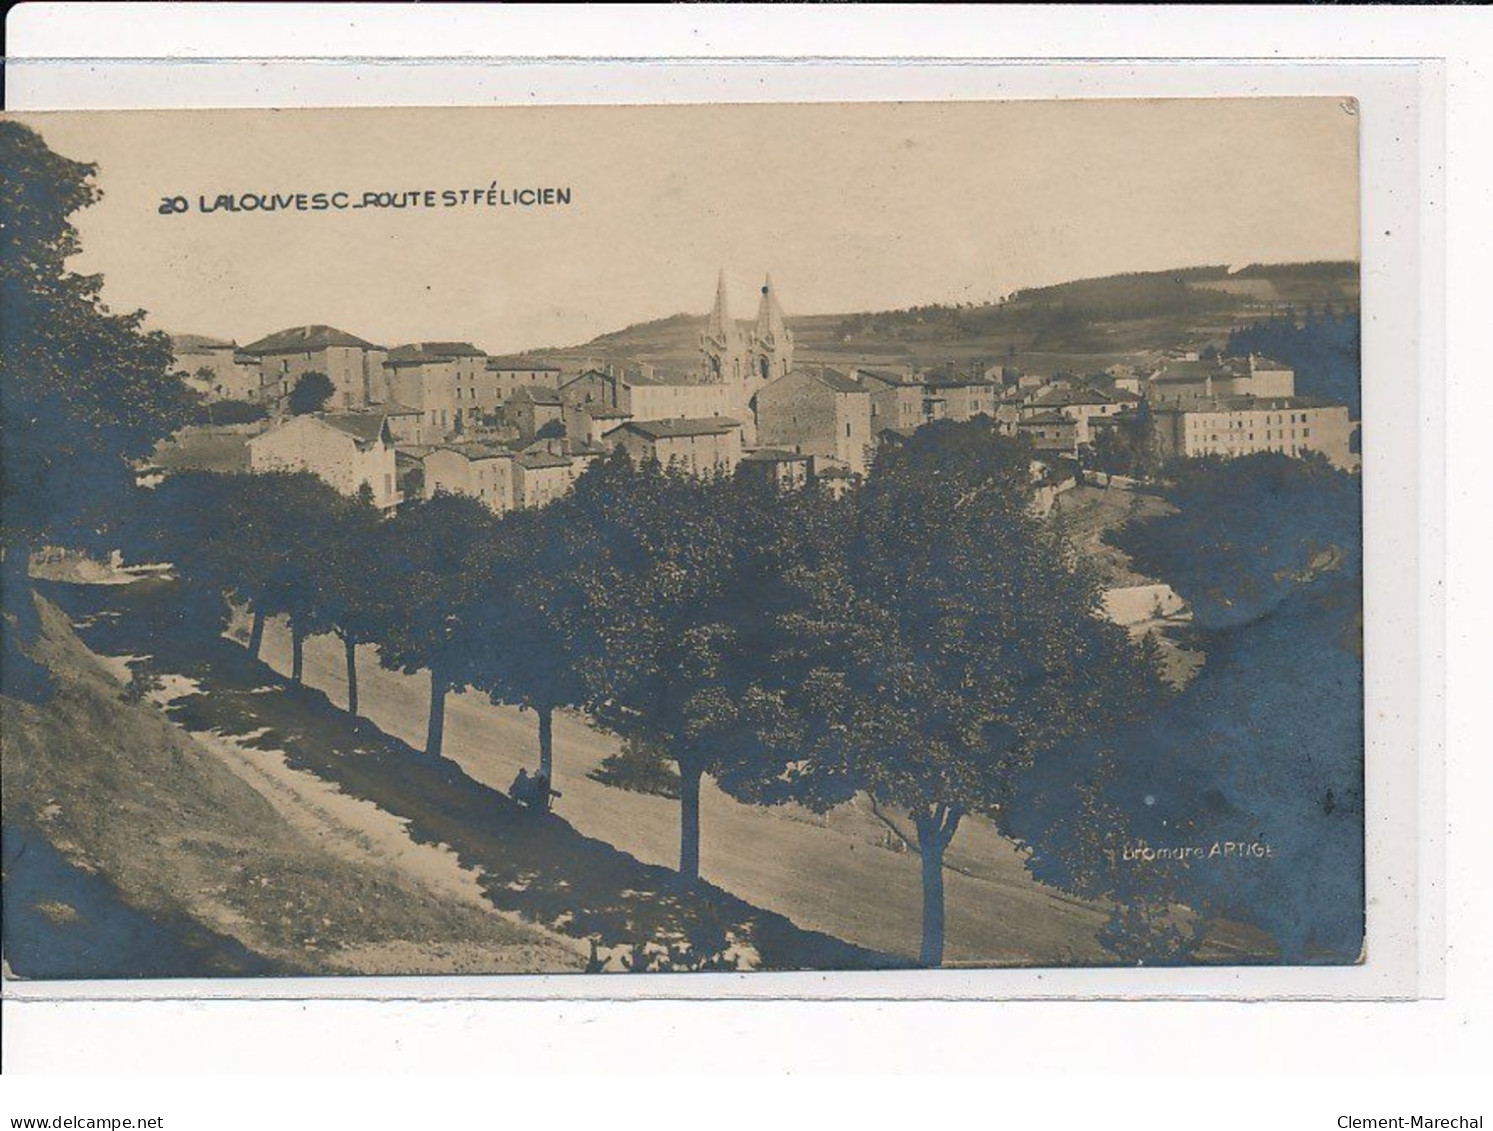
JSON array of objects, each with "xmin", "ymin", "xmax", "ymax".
[{"xmin": 2, "ymin": 593, "xmax": 583, "ymax": 978}]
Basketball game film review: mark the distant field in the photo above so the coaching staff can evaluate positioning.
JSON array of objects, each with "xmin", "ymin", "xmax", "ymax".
[{"xmin": 538, "ymin": 260, "xmax": 1360, "ymax": 377}]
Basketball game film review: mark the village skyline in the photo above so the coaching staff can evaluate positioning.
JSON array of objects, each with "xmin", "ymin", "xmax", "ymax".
[{"xmin": 9, "ymin": 100, "xmax": 1359, "ymax": 354}]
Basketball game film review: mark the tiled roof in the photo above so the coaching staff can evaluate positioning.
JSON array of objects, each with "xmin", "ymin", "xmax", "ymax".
[
  {"xmin": 241, "ymin": 325, "xmax": 382, "ymax": 354},
  {"xmin": 854, "ymin": 366, "xmax": 919, "ymax": 387},
  {"xmin": 512, "ymin": 386, "xmax": 565, "ymax": 405},
  {"xmin": 1030, "ymin": 385, "xmax": 1115, "ymax": 408},
  {"xmin": 487, "ymin": 355, "xmax": 562, "ymax": 371},
  {"xmin": 808, "ymin": 367, "xmax": 866, "ymax": 394},
  {"xmin": 1167, "ymin": 395, "xmax": 1342, "ymax": 414},
  {"xmin": 621, "ymin": 417, "xmax": 742, "ymax": 440},
  {"xmin": 385, "ymin": 342, "xmax": 485, "ymax": 366},
  {"xmin": 318, "ymin": 413, "xmax": 391, "ymax": 444},
  {"xmin": 577, "ymin": 405, "xmax": 633, "ymax": 419},
  {"xmin": 171, "ymin": 333, "xmax": 236, "ymax": 351},
  {"xmin": 431, "ymin": 442, "xmax": 513, "ymax": 461},
  {"xmin": 379, "ymin": 402, "xmax": 424, "ymax": 416},
  {"xmin": 742, "ymin": 448, "xmax": 810, "ymax": 463},
  {"xmin": 516, "ymin": 451, "xmax": 574, "ymax": 470},
  {"xmin": 1019, "ymin": 411, "xmax": 1076, "ymax": 426}
]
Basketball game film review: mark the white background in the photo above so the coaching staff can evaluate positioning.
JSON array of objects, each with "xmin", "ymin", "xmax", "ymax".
[{"xmin": 1, "ymin": 2, "xmax": 1488, "ymax": 1120}]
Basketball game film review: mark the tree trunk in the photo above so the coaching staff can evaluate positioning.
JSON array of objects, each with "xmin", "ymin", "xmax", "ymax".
[
  {"xmin": 344, "ymin": 634, "xmax": 359, "ymax": 716},
  {"xmin": 1, "ymin": 539, "xmax": 38, "ymax": 643},
  {"xmin": 678, "ymin": 759, "xmax": 703, "ymax": 884},
  {"xmin": 537, "ymin": 704, "xmax": 554, "ymax": 780},
  {"xmin": 290, "ymin": 616, "xmax": 305, "ymax": 685},
  {"xmin": 915, "ymin": 804, "xmax": 963, "ymax": 967},
  {"xmin": 426, "ymin": 668, "xmax": 448, "ymax": 759},
  {"xmin": 247, "ymin": 607, "xmax": 266, "ymax": 660}
]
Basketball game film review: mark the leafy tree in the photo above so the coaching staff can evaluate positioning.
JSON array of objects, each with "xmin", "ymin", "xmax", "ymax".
[
  {"xmin": 559, "ymin": 452, "xmax": 790, "ymax": 882},
  {"xmin": 748, "ymin": 420, "xmax": 1164, "ymax": 964},
  {"xmin": 1227, "ymin": 311, "xmax": 1361, "ymax": 418},
  {"xmin": 1014, "ymin": 454, "xmax": 1365, "ymax": 963},
  {"xmin": 1, "ymin": 120, "xmax": 194, "ymax": 696},
  {"xmin": 125, "ymin": 469, "xmax": 348, "ymax": 680},
  {"xmin": 286, "ymin": 371, "xmax": 335, "ymax": 416},
  {"xmin": 467, "ymin": 503, "xmax": 591, "ymax": 785},
  {"xmin": 375, "ymin": 493, "xmax": 497, "ymax": 758},
  {"xmin": 1108, "ymin": 452, "xmax": 1361, "ymax": 630},
  {"xmin": 315, "ymin": 485, "xmax": 388, "ymax": 716}
]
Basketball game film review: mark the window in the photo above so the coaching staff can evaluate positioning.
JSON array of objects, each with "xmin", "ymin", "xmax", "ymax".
[
  {"xmin": 845, "ymin": 422, "xmax": 852, "ymax": 438},
  {"xmin": 1303, "ymin": 428, "xmax": 1310, "ymax": 438}
]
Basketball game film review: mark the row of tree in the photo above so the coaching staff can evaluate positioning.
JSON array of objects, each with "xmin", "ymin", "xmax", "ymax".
[{"xmin": 130, "ymin": 421, "xmax": 1165, "ymax": 965}]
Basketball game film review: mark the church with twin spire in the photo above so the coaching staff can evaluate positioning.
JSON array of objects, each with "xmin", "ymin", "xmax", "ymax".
[{"xmin": 699, "ymin": 270, "xmax": 795, "ymax": 436}]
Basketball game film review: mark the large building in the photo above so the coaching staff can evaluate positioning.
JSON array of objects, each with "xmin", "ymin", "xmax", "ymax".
[
  {"xmin": 755, "ymin": 366, "xmax": 874, "ymax": 476},
  {"xmin": 169, "ymin": 334, "xmax": 263, "ymax": 402},
  {"xmin": 421, "ymin": 443, "xmax": 516, "ymax": 514},
  {"xmin": 1020, "ymin": 384, "xmax": 1128, "ymax": 445},
  {"xmin": 239, "ymin": 324, "xmax": 388, "ymax": 410},
  {"xmin": 485, "ymin": 356, "xmax": 564, "ymax": 407},
  {"xmin": 852, "ymin": 367, "xmax": 927, "ymax": 434},
  {"xmin": 614, "ymin": 417, "xmax": 744, "ymax": 477},
  {"xmin": 559, "ymin": 366, "xmax": 733, "ymax": 424},
  {"xmin": 1147, "ymin": 354, "xmax": 1295, "ymax": 405},
  {"xmin": 246, "ymin": 412, "xmax": 402, "ymax": 510},
  {"xmin": 1153, "ymin": 395, "xmax": 1355, "ymax": 470},
  {"xmin": 380, "ymin": 341, "xmax": 488, "ymax": 441},
  {"xmin": 699, "ymin": 272, "xmax": 795, "ymax": 443}
]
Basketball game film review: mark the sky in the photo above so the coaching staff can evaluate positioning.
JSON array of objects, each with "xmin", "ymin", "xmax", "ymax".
[{"xmin": 9, "ymin": 100, "xmax": 1360, "ymax": 355}]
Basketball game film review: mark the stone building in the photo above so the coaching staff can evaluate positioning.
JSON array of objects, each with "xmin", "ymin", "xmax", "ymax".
[
  {"xmin": 381, "ymin": 341, "xmax": 488, "ymax": 440},
  {"xmin": 485, "ymin": 356, "xmax": 564, "ymax": 407},
  {"xmin": 613, "ymin": 417, "xmax": 744, "ymax": 477},
  {"xmin": 1152, "ymin": 395, "xmax": 1356, "ymax": 470},
  {"xmin": 1147, "ymin": 354, "xmax": 1295, "ymax": 405},
  {"xmin": 239, "ymin": 324, "xmax": 388, "ymax": 411},
  {"xmin": 754, "ymin": 366, "xmax": 874, "ymax": 476},
  {"xmin": 421, "ymin": 443, "xmax": 516, "ymax": 514},
  {"xmin": 169, "ymin": 334, "xmax": 263, "ymax": 402},
  {"xmin": 246, "ymin": 412, "xmax": 402, "ymax": 510}
]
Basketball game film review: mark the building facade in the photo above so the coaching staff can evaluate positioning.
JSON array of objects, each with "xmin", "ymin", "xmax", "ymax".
[
  {"xmin": 614, "ymin": 417, "xmax": 744, "ymax": 476},
  {"xmin": 421, "ymin": 443, "xmax": 516, "ymax": 514},
  {"xmin": 246, "ymin": 413, "xmax": 402, "ymax": 509},
  {"xmin": 754, "ymin": 367, "xmax": 874, "ymax": 476},
  {"xmin": 698, "ymin": 272, "xmax": 795, "ymax": 443},
  {"xmin": 240, "ymin": 325, "xmax": 388, "ymax": 411},
  {"xmin": 1153, "ymin": 395, "xmax": 1355, "ymax": 470}
]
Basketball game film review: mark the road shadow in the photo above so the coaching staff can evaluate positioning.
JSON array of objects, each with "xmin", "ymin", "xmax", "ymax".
[{"xmin": 44, "ymin": 579, "xmax": 908, "ymax": 974}]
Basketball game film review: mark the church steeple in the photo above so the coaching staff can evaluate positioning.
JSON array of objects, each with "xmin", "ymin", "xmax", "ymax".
[
  {"xmin": 755, "ymin": 274, "xmax": 787, "ymax": 347},
  {"xmin": 706, "ymin": 268, "xmax": 733, "ymax": 344}
]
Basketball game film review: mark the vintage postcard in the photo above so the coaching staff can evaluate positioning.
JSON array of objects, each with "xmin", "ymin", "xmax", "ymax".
[{"xmin": 0, "ymin": 100, "xmax": 1365, "ymax": 982}]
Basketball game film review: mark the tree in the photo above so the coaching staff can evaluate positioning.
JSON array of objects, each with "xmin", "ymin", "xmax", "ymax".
[
  {"xmin": 559, "ymin": 452, "xmax": 790, "ymax": 882},
  {"xmin": 315, "ymin": 485, "xmax": 389, "ymax": 717},
  {"xmin": 749, "ymin": 420, "xmax": 1164, "ymax": 964},
  {"xmin": 1, "ymin": 120, "xmax": 195, "ymax": 696},
  {"xmin": 1108, "ymin": 452, "xmax": 1361, "ymax": 630},
  {"xmin": 286, "ymin": 371, "xmax": 335, "ymax": 416},
  {"xmin": 1014, "ymin": 466, "xmax": 1364, "ymax": 963},
  {"xmin": 467, "ymin": 503, "xmax": 591, "ymax": 785},
  {"xmin": 376, "ymin": 493, "xmax": 496, "ymax": 759}
]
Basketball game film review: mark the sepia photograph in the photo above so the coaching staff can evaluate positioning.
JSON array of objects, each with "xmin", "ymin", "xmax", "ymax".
[{"xmin": 0, "ymin": 98, "xmax": 1366, "ymax": 981}]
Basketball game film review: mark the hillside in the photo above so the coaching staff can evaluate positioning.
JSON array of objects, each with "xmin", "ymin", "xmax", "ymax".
[{"xmin": 540, "ymin": 261, "xmax": 1359, "ymax": 378}]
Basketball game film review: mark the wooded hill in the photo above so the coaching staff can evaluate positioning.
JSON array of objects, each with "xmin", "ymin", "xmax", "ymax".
[{"xmin": 539, "ymin": 261, "xmax": 1360, "ymax": 377}]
